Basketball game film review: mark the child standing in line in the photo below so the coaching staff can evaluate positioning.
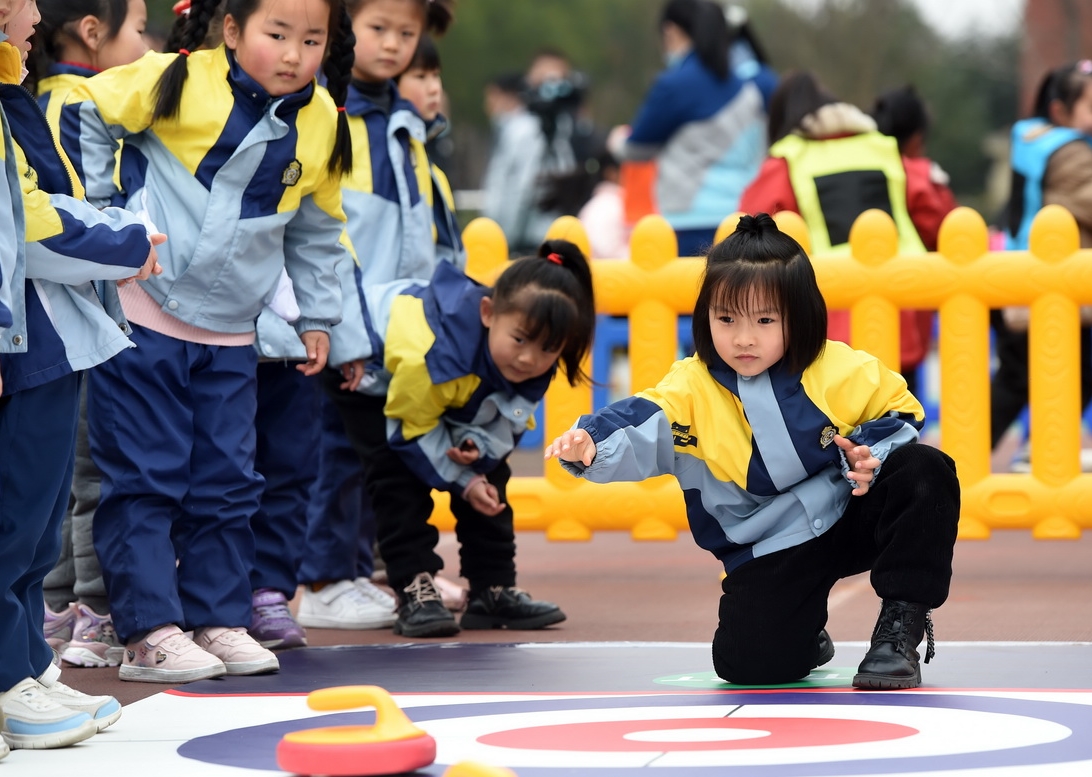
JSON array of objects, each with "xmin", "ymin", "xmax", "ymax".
[
  {"xmin": 394, "ymin": 33, "xmax": 464, "ymax": 268},
  {"xmin": 326, "ymin": 240, "xmax": 595, "ymax": 638},
  {"xmin": 59, "ymin": 0, "xmax": 356, "ymax": 683},
  {"xmin": 30, "ymin": 0, "xmax": 150, "ymax": 670},
  {"xmin": 993, "ymin": 61, "xmax": 1092, "ymax": 453},
  {"xmin": 0, "ymin": 0, "xmax": 159, "ymax": 749},
  {"xmin": 296, "ymin": 0, "xmax": 456, "ymax": 632},
  {"xmin": 546, "ymin": 215, "xmax": 960, "ymax": 690}
]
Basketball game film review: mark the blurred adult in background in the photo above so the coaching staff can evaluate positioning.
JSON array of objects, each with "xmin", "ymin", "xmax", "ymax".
[
  {"xmin": 608, "ymin": 0, "xmax": 777, "ymax": 257},
  {"xmin": 741, "ymin": 71, "xmax": 949, "ymax": 393},
  {"xmin": 481, "ymin": 50, "xmax": 600, "ymax": 254}
]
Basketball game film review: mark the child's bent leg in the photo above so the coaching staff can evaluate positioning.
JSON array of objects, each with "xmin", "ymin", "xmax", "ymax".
[
  {"xmin": 712, "ymin": 542, "xmax": 839, "ymax": 686},
  {"xmin": 450, "ymin": 460, "xmax": 516, "ymax": 589},
  {"xmin": 320, "ymin": 375, "xmax": 442, "ymax": 594}
]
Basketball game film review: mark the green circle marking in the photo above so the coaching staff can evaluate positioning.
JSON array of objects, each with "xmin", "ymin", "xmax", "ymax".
[{"xmin": 654, "ymin": 667, "xmax": 855, "ymax": 689}]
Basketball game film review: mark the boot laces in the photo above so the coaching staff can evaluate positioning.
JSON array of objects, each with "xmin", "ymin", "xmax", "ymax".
[
  {"xmin": 873, "ymin": 603, "xmax": 936, "ymax": 664},
  {"xmin": 404, "ymin": 573, "xmax": 443, "ymax": 605}
]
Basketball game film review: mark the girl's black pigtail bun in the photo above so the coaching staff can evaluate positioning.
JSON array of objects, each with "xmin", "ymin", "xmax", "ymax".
[
  {"xmin": 734, "ymin": 212, "xmax": 778, "ymax": 237},
  {"xmin": 154, "ymin": 0, "xmax": 221, "ymax": 121},
  {"xmin": 426, "ymin": 0, "xmax": 456, "ymax": 35},
  {"xmin": 323, "ymin": 3, "xmax": 355, "ymax": 176}
]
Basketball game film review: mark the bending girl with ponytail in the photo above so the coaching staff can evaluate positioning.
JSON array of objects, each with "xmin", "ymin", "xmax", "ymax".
[{"xmin": 55, "ymin": 0, "xmax": 361, "ymax": 684}]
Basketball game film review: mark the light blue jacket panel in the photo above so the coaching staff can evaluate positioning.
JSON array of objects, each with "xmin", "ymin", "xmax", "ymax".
[
  {"xmin": 254, "ymin": 249, "xmax": 367, "ymax": 365},
  {"xmin": 1007, "ymin": 118, "xmax": 1092, "ymax": 249},
  {"xmin": 0, "ymin": 102, "xmax": 23, "ymax": 336},
  {"xmin": 59, "ymin": 48, "xmax": 347, "ymax": 337}
]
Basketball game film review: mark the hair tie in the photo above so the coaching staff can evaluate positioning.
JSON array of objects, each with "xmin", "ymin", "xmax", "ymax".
[
  {"xmin": 178, "ymin": 49, "xmax": 191, "ymax": 57},
  {"xmin": 337, "ymin": 106, "xmax": 347, "ymax": 113},
  {"xmin": 546, "ymin": 252, "xmax": 563, "ymax": 265}
]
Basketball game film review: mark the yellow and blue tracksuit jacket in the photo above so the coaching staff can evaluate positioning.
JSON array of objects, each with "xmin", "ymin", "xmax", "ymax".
[
  {"xmin": 561, "ymin": 342, "xmax": 924, "ymax": 573},
  {"xmin": 328, "ymin": 80, "xmax": 442, "ymax": 361},
  {"xmin": 0, "ymin": 37, "xmax": 23, "ymax": 335},
  {"xmin": 36, "ymin": 62, "xmax": 96, "ymax": 129},
  {"xmin": 358, "ymin": 261, "xmax": 552, "ymax": 493},
  {"xmin": 1006, "ymin": 117, "xmax": 1092, "ymax": 249},
  {"xmin": 0, "ymin": 42, "xmax": 150, "ymax": 394},
  {"xmin": 59, "ymin": 46, "xmax": 347, "ymax": 336},
  {"xmin": 423, "ymin": 114, "xmax": 465, "ymax": 268}
]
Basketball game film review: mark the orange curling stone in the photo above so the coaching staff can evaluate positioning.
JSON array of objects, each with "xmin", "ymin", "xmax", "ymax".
[
  {"xmin": 443, "ymin": 763, "xmax": 518, "ymax": 777},
  {"xmin": 277, "ymin": 685, "xmax": 436, "ymax": 776}
]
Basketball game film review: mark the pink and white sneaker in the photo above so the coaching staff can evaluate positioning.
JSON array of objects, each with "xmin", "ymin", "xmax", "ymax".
[
  {"xmin": 193, "ymin": 627, "xmax": 279, "ymax": 676},
  {"xmin": 119, "ymin": 625, "xmax": 226, "ymax": 684},
  {"xmin": 43, "ymin": 603, "xmax": 78, "ymax": 655},
  {"xmin": 61, "ymin": 604, "xmax": 125, "ymax": 668}
]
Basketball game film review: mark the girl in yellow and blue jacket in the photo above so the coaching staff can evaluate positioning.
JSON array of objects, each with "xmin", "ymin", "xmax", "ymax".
[
  {"xmin": 58, "ymin": 0, "xmax": 357, "ymax": 684},
  {"xmin": 0, "ymin": 11, "xmax": 157, "ymax": 748},
  {"xmin": 547, "ymin": 214, "xmax": 960, "ymax": 692},
  {"xmin": 326, "ymin": 240, "xmax": 595, "ymax": 639}
]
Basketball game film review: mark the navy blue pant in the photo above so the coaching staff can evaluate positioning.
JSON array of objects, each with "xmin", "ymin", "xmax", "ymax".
[
  {"xmin": 297, "ymin": 387, "xmax": 376, "ymax": 584},
  {"xmin": 251, "ymin": 362, "xmax": 321, "ymax": 597},
  {"xmin": 88, "ymin": 325, "xmax": 262, "ymax": 643},
  {"xmin": 0, "ymin": 372, "xmax": 80, "ymax": 691}
]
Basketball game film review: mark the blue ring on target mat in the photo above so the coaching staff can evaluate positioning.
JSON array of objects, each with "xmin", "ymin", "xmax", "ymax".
[{"xmin": 179, "ymin": 691, "xmax": 1092, "ymax": 775}]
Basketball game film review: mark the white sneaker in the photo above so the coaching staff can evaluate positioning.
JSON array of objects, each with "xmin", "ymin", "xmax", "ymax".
[
  {"xmin": 119, "ymin": 624, "xmax": 226, "ymax": 684},
  {"xmin": 193, "ymin": 627, "xmax": 280, "ymax": 676},
  {"xmin": 298, "ymin": 580, "xmax": 396, "ymax": 629},
  {"xmin": 353, "ymin": 577, "xmax": 397, "ymax": 610},
  {"xmin": 0, "ymin": 678, "xmax": 97, "ymax": 749},
  {"xmin": 37, "ymin": 662, "xmax": 122, "ymax": 731},
  {"xmin": 0, "ymin": 737, "xmax": 8, "ymax": 760}
]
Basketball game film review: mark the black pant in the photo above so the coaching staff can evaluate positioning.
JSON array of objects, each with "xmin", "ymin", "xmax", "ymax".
[
  {"xmin": 322, "ymin": 373, "xmax": 517, "ymax": 597},
  {"xmin": 990, "ymin": 311, "xmax": 1092, "ymax": 448},
  {"xmin": 711, "ymin": 443, "xmax": 960, "ymax": 685}
]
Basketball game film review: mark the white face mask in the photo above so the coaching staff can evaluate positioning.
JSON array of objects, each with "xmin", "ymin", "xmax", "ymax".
[{"xmin": 19, "ymin": 64, "xmax": 27, "ymax": 83}]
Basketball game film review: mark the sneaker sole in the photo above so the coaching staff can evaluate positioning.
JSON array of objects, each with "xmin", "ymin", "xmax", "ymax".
[
  {"xmin": 297, "ymin": 614, "xmax": 397, "ymax": 630},
  {"xmin": 460, "ymin": 610, "xmax": 567, "ymax": 630},
  {"xmin": 254, "ymin": 635, "xmax": 309, "ymax": 650},
  {"xmin": 2, "ymin": 718, "xmax": 97, "ymax": 750},
  {"xmin": 222, "ymin": 657, "xmax": 280, "ymax": 676},
  {"xmin": 118, "ymin": 663, "xmax": 227, "ymax": 683},
  {"xmin": 851, "ymin": 669, "xmax": 922, "ymax": 690},
  {"xmin": 393, "ymin": 618, "xmax": 461, "ymax": 638},
  {"xmin": 89, "ymin": 705, "xmax": 123, "ymax": 732},
  {"xmin": 61, "ymin": 645, "xmax": 123, "ymax": 668}
]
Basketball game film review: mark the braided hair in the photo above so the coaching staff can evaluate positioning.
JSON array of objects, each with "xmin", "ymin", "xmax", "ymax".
[{"xmin": 155, "ymin": 0, "xmax": 355, "ymax": 177}]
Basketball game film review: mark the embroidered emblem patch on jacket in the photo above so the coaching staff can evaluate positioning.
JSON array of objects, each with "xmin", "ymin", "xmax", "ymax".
[
  {"xmin": 820, "ymin": 425, "xmax": 837, "ymax": 449},
  {"xmin": 281, "ymin": 159, "xmax": 302, "ymax": 186},
  {"xmin": 672, "ymin": 422, "xmax": 698, "ymax": 448}
]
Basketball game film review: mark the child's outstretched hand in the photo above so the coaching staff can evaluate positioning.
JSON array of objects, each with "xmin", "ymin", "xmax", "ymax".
[
  {"xmin": 465, "ymin": 478, "xmax": 505, "ymax": 516},
  {"xmin": 446, "ymin": 439, "xmax": 479, "ymax": 465},
  {"xmin": 544, "ymin": 429, "xmax": 597, "ymax": 467},
  {"xmin": 834, "ymin": 434, "xmax": 880, "ymax": 496},
  {"xmin": 119, "ymin": 232, "xmax": 166, "ymax": 286},
  {"xmin": 297, "ymin": 330, "xmax": 330, "ymax": 376}
]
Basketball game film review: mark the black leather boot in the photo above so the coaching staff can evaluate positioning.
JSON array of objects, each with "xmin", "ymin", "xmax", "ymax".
[
  {"xmin": 394, "ymin": 572, "xmax": 461, "ymax": 638},
  {"xmin": 852, "ymin": 600, "xmax": 935, "ymax": 690},
  {"xmin": 816, "ymin": 629, "xmax": 835, "ymax": 668},
  {"xmin": 461, "ymin": 587, "xmax": 566, "ymax": 630}
]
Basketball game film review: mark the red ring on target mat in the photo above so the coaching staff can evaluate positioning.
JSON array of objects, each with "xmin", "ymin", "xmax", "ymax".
[{"xmin": 478, "ymin": 717, "xmax": 917, "ymax": 752}]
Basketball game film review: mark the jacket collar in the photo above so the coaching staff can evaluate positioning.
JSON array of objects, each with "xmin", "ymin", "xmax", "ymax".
[{"xmin": 224, "ymin": 46, "xmax": 314, "ymax": 118}]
